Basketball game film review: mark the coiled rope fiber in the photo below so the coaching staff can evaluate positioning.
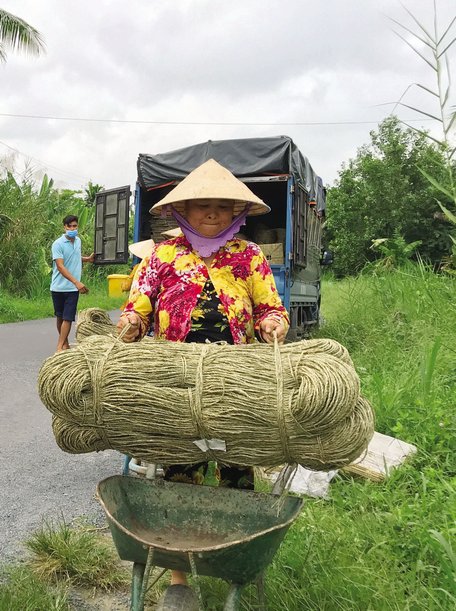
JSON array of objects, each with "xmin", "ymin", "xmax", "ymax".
[
  {"xmin": 76, "ymin": 308, "xmax": 118, "ymax": 341},
  {"xmin": 39, "ymin": 311, "xmax": 374, "ymax": 470}
]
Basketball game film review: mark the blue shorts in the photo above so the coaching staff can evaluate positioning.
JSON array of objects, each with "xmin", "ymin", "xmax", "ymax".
[{"xmin": 51, "ymin": 291, "xmax": 79, "ymax": 322}]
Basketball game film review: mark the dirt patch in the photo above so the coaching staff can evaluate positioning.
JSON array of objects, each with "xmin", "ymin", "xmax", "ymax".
[{"xmin": 68, "ymin": 586, "xmax": 130, "ymax": 611}]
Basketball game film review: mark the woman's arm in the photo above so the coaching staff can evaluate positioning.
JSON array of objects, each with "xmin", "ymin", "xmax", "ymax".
[
  {"xmin": 248, "ymin": 248, "xmax": 290, "ymax": 344},
  {"xmin": 117, "ymin": 254, "xmax": 159, "ymax": 341}
]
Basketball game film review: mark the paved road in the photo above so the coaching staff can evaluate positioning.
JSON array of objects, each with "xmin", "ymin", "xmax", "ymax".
[{"xmin": 0, "ymin": 312, "xmax": 122, "ymax": 563}]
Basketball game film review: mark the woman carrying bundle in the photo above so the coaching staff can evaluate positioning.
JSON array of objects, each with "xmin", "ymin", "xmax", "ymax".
[{"xmin": 116, "ymin": 158, "xmax": 289, "ymax": 605}]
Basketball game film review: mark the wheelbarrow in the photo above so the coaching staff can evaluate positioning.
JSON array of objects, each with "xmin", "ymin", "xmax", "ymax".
[{"xmin": 97, "ymin": 473, "xmax": 303, "ymax": 610}]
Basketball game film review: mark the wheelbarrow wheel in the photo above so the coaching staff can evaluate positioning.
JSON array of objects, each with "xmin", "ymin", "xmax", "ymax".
[{"xmin": 156, "ymin": 584, "xmax": 199, "ymax": 611}]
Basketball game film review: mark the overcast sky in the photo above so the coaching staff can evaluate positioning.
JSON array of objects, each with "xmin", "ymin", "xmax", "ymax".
[{"xmin": 1, "ymin": 0, "xmax": 454, "ymax": 193}]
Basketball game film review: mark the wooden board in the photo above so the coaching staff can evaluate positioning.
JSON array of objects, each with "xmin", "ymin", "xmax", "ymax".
[{"xmin": 343, "ymin": 431, "xmax": 417, "ymax": 481}]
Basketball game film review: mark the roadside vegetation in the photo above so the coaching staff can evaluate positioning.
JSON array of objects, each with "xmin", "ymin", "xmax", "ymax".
[
  {"xmin": 0, "ymin": 171, "xmax": 128, "ymax": 323},
  {"xmin": 25, "ymin": 520, "xmax": 128, "ymax": 591},
  {"xmin": 326, "ymin": 2, "xmax": 456, "ymax": 278},
  {"xmin": 272, "ymin": 264, "xmax": 455, "ymax": 611},
  {"xmin": 0, "ymin": 520, "xmax": 130, "ymax": 611},
  {"xmin": 0, "ymin": 284, "xmax": 125, "ymax": 324},
  {"xmin": 0, "ymin": 564, "xmax": 68, "ymax": 611},
  {"xmin": 325, "ymin": 115, "xmax": 455, "ymax": 277}
]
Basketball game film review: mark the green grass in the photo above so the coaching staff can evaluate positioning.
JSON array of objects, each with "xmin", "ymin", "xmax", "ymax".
[
  {"xmin": 0, "ymin": 521, "xmax": 129, "ymax": 610},
  {"xmin": 318, "ymin": 265, "xmax": 456, "ymax": 465},
  {"xmin": 25, "ymin": 520, "xmax": 128, "ymax": 590},
  {"xmin": 256, "ymin": 470, "xmax": 456, "ymax": 610},
  {"xmin": 0, "ymin": 565, "xmax": 69, "ymax": 611},
  {"xmin": 0, "ymin": 281, "xmax": 126, "ymax": 323}
]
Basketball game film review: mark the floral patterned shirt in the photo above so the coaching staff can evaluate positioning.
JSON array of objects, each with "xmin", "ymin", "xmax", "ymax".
[{"xmin": 123, "ymin": 236, "xmax": 289, "ymax": 344}]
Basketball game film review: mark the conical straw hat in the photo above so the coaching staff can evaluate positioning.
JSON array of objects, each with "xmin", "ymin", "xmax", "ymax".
[
  {"xmin": 161, "ymin": 227, "xmax": 183, "ymax": 238},
  {"xmin": 150, "ymin": 159, "xmax": 270, "ymax": 217},
  {"xmin": 128, "ymin": 239, "xmax": 155, "ymax": 259}
]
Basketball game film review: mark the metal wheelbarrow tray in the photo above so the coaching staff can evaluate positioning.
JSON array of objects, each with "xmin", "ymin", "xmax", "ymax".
[{"xmin": 97, "ymin": 475, "xmax": 303, "ymax": 610}]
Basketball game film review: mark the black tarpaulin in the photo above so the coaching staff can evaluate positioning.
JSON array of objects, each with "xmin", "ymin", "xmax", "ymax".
[{"xmin": 137, "ymin": 136, "xmax": 325, "ymax": 211}]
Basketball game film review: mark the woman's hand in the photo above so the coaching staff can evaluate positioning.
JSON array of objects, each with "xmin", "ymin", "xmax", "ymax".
[
  {"xmin": 259, "ymin": 318, "xmax": 286, "ymax": 344},
  {"xmin": 117, "ymin": 312, "xmax": 141, "ymax": 343}
]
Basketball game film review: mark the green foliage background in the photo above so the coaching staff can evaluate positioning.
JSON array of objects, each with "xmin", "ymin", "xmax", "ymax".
[
  {"xmin": 0, "ymin": 172, "xmax": 125, "ymax": 299},
  {"xmin": 325, "ymin": 116, "xmax": 455, "ymax": 277}
]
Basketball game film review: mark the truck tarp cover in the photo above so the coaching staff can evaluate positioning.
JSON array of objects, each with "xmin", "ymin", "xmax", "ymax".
[{"xmin": 137, "ymin": 136, "xmax": 325, "ymax": 211}]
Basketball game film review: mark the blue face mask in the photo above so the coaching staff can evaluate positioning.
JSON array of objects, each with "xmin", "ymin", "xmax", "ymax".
[{"xmin": 66, "ymin": 229, "xmax": 78, "ymax": 238}]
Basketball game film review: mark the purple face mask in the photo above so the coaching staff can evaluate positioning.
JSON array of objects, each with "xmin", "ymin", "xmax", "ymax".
[{"xmin": 171, "ymin": 205, "xmax": 250, "ymax": 258}]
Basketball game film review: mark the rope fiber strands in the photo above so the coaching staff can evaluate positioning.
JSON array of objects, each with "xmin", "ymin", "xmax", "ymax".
[
  {"xmin": 38, "ymin": 331, "xmax": 375, "ymax": 470},
  {"xmin": 75, "ymin": 308, "xmax": 118, "ymax": 341}
]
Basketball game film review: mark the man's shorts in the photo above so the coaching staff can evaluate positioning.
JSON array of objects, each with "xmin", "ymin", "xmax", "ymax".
[{"xmin": 51, "ymin": 291, "xmax": 79, "ymax": 322}]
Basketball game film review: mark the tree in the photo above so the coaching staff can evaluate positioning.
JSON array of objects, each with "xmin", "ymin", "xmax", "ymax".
[
  {"xmin": 0, "ymin": 8, "xmax": 45, "ymax": 61},
  {"xmin": 0, "ymin": 171, "xmax": 95, "ymax": 296},
  {"xmin": 325, "ymin": 116, "xmax": 455, "ymax": 277},
  {"xmin": 84, "ymin": 181, "xmax": 104, "ymax": 207}
]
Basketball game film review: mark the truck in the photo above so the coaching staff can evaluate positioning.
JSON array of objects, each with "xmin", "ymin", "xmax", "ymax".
[{"xmin": 94, "ymin": 135, "xmax": 327, "ymax": 339}]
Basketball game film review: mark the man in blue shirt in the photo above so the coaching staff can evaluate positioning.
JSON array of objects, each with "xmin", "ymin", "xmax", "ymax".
[{"xmin": 51, "ymin": 215, "xmax": 94, "ymax": 351}]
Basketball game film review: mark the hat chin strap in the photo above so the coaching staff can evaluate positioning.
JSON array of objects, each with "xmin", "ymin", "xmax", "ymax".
[{"xmin": 171, "ymin": 205, "xmax": 250, "ymax": 258}]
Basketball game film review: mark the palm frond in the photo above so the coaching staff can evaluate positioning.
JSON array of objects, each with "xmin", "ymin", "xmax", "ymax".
[{"xmin": 0, "ymin": 9, "xmax": 45, "ymax": 58}]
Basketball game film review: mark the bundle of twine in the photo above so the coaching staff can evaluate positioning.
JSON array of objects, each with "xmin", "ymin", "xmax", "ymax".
[
  {"xmin": 39, "ymin": 313, "xmax": 374, "ymax": 470},
  {"xmin": 75, "ymin": 308, "xmax": 118, "ymax": 341}
]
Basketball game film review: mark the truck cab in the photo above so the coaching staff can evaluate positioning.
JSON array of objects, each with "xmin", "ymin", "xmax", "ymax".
[{"xmin": 94, "ymin": 136, "xmax": 326, "ymax": 339}]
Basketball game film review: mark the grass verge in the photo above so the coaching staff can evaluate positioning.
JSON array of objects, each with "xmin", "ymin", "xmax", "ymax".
[
  {"xmin": 0, "ymin": 520, "xmax": 130, "ymax": 611},
  {"xmin": 0, "ymin": 565, "xmax": 69, "ymax": 611},
  {"xmin": 25, "ymin": 520, "xmax": 128, "ymax": 591},
  {"xmin": 0, "ymin": 282, "xmax": 126, "ymax": 324}
]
